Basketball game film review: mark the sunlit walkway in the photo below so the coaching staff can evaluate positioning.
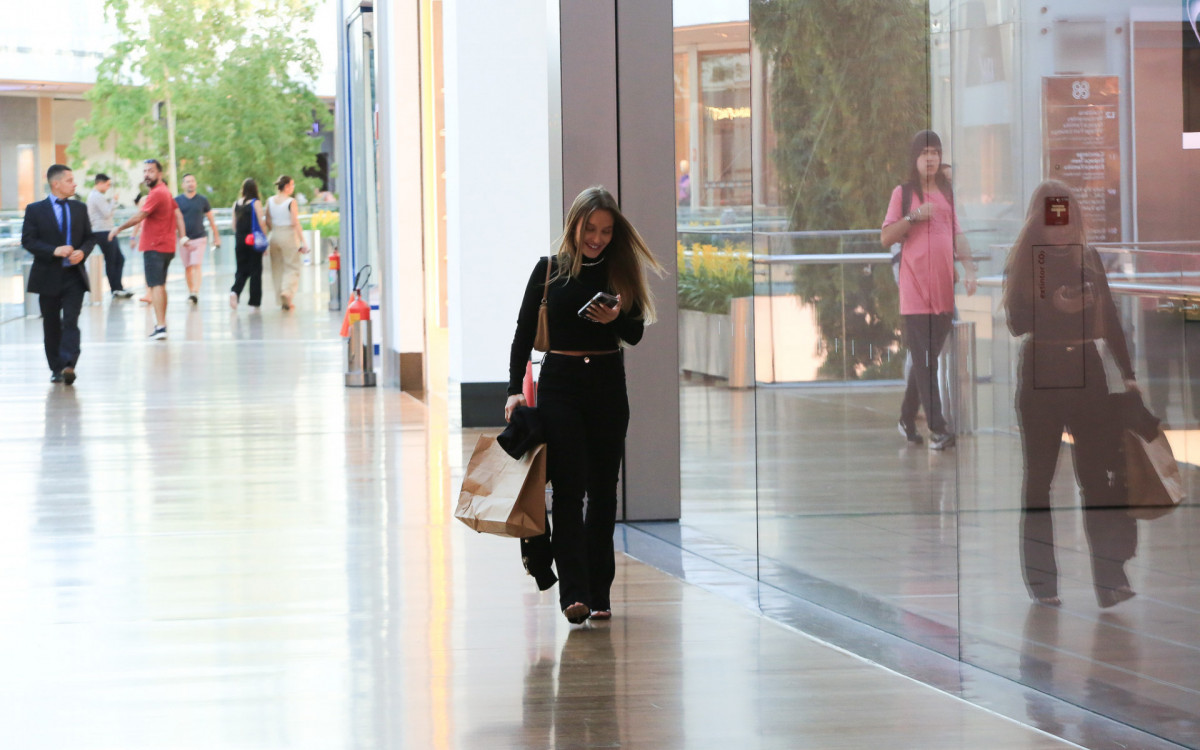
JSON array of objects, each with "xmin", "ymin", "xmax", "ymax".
[{"xmin": 0, "ymin": 266, "xmax": 1161, "ymax": 748}]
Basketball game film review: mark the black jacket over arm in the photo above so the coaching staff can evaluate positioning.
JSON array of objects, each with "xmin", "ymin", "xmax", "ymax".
[{"xmin": 22, "ymin": 197, "xmax": 96, "ymax": 295}]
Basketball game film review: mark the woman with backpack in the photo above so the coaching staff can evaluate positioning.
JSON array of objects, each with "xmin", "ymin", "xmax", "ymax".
[
  {"xmin": 880, "ymin": 130, "xmax": 977, "ymax": 450},
  {"xmin": 229, "ymin": 178, "xmax": 267, "ymax": 310}
]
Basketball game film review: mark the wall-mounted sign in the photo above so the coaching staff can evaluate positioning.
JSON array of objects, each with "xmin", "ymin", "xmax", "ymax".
[
  {"xmin": 1042, "ymin": 76, "xmax": 1121, "ymax": 243},
  {"xmin": 706, "ymin": 106, "xmax": 750, "ymax": 121}
]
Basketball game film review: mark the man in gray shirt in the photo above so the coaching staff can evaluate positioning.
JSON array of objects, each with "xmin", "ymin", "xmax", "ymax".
[
  {"xmin": 175, "ymin": 173, "xmax": 221, "ymax": 304},
  {"xmin": 86, "ymin": 174, "xmax": 133, "ymax": 299}
]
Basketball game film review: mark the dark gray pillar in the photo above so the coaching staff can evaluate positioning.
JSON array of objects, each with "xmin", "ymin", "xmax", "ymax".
[{"xmin": 558, "ymin": 0, "xmax": 681, "ymax": 522}]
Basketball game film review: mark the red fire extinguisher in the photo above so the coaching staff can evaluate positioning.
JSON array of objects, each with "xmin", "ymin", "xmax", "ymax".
[
  {"xmin": 327, "ymin": 247, "xmax": 342, "ymax": 311},
  {"xmin": 340, "ymin": 266, "xmax": 372, "ymax": 337}
]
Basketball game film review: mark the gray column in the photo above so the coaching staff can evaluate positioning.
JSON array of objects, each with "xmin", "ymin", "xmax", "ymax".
[{"xmin": 558, "ymin": 0, "xmax": 680, "ymax": 521}]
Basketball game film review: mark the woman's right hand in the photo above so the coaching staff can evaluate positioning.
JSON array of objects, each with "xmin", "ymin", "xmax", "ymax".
[
  {"xmin": 911, "ymin": 202, "xmax": 936, "ymax": 222},
  {"xmin": 504, "ymin": 394, "xmax": 527, "ymax": 423}
]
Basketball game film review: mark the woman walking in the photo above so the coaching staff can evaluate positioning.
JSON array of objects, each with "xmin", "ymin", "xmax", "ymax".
[
  {"xmin": 1003, "ymin": 180, "xmax": 1138, "ymax": 608},
  {"xmin": 229, "ymin": 178, "xmax": 267, "ymax": 309},
  {"xmin": 881, "ymin": 130, "xmax": 977, "ymax": 450},
  {"xmin": 265, "ymin": 175, "xmax": 308, "ymax": 310},
  {"xmin": 505, "ymin": 186, "xmax": 663, "ymax": 624}
]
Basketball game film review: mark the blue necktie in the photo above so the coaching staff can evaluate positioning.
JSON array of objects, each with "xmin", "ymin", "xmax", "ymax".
[{"xmin": 56, "ymin": 198, "xmax": 71, "ymax": 267}]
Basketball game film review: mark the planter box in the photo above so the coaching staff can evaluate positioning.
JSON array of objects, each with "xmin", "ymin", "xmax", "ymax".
[{"xmin": 678, "ymin": 297, "xmax": 753, "ymax": 386}]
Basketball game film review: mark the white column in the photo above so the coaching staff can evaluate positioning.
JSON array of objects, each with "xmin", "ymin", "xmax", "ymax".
[
  {"xmin": 444, "ymin": 0, "xmax": 554, "ymax": 425},
  {"xmin": 376, "ymin": 0, "xmax": 427, "ymax": 390}
]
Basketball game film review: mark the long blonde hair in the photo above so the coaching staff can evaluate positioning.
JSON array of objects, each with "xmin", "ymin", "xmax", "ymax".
[
  {"xmin": 1003, "ymin": 179, "xmax": 1102, "ymax": 314},
  {"xmin": 554, "ymin": 186, "xmax": 665, "ymax": 324}
]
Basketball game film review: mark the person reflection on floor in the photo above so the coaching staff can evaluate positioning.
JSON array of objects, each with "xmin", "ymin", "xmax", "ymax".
[{"xmin": 1003, "ymin": 180, "xmax": 1138, "ymax": 608}]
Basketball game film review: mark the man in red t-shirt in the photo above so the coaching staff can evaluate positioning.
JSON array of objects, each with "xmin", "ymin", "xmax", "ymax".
[{"xmin": 109, "ymin": 159, "xmax": 185, "ymax": 340}]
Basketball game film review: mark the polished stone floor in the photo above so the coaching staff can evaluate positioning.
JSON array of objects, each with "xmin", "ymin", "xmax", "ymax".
[
  {"xmin": 0, "ymin": 265, "xmax": 1182, "ymax": 749},
  {"xmin": 666, "ymin": 377, "xmax": 1200, "ymax": 748}
]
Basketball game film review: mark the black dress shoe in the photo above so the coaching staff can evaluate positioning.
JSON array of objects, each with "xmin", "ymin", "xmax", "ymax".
[{"xmin": 50, "ymin": 371, "xmax": 64, "ymax": 383}]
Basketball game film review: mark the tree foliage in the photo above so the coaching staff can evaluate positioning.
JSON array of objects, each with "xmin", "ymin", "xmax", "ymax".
[
  {"xmin": 70, "ymin": 0, "xmax": 331, "ymax": 206},
  {"xmin": 752, "ymin": 0, "xmax": 929, "ymax": 379}
]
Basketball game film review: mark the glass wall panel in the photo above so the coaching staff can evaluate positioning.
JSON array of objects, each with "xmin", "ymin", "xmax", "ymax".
[
  {"xmin": 663, "ymin": 0, "xmax": 1200, "ymax": 743},
  {"xmin": 344, "ymin": 7, "xmax": 380, "ymax": 301},
  {"xmin": 953, "ymin": 2, "xmax": 1200, "ymax": 746},
  {"xmin": 666, "ymin": 10, "xmax": 759, "ymax": 577},
  {"xmin": 0, "ymin": 214, "xmax": 24, "ymax": 324},
  {"xmin": 749, "ymin": 0, "xmax": 962, "ymax": 657}
]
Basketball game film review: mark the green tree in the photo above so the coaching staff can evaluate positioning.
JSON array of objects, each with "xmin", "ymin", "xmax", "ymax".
[
  {"xmin": 752, "ymin": 0, "xmax": 929, "ymax": 379},
  {"xmin": 70, "ymin": 0, "xmax": 331, "ymax": 206}
]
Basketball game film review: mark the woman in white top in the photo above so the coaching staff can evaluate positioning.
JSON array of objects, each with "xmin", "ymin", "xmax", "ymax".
[{"xmin": 264, "ymin": 175, "xmax": 308, "ymax": 310}]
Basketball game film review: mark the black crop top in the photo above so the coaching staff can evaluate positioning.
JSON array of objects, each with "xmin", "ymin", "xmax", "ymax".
[{"xmin": 508, "ymin": 256, "xmax": 645, "ymax": 395}]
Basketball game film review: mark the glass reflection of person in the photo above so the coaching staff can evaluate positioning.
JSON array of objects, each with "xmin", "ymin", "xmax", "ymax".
[
  {"xmin": 677, "ymin": 159, "xmax": 691, "ymax": 204},
  {"xmin": 1003, "ymin": 180, "xmax": 1138, "ymax": 608},
  {"xmin": 881, "ymin": 131, "xmax": 977, "ymax": 450}
]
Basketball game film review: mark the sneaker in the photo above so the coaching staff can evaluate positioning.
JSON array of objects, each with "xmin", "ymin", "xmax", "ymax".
[
  {"xmin": 897, "ymin": 419, "xmax": 923, "ymax": 445},
  {"xmin": 112, "ymin": 289, "xmax": 134, "ymax": 299},
  {"xmin": 150, "ymin": 326, "xmax": 168, "ymax": 341},
  {"xmin": 929, "ymin": 431, "xmax": 956, "ymax": 451},
  {"xmin": 188, "ymin": 294, "xmax": 198, "ymax": 305},
  {"xmin": 229, "ymin": 292, "xmax": 239, "ymax": 309}
]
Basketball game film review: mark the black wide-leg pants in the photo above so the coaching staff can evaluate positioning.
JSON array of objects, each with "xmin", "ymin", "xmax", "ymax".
[
  {"xmin": 536, "ymin": 352, "xmax": 629, "ymax": 612},
  {"xmin": 231, "ymin": 244, "xmax": 263, "ymax": 306},
  {"xmin": 1016, "ymin": 341, "xmax": 1137, "ymax": 601}
]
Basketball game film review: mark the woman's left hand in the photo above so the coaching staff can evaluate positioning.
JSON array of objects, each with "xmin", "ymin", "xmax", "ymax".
[
  {"xmin": 1124, "ymin": 378, "xmax": 1140, "ymax": 393},
  {"xmin": 300, "ymin": 245, "xmax": 310, "ymax": 254},
  {"xmin": 585, "ymin": 295, "xmax": 621, "ymax": 324}
]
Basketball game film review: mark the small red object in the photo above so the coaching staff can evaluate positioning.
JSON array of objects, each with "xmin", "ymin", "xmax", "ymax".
[
  {"xmin": 340, "ymin": 290, "xmax": 371, "ymax": 337},
  {"xmin": 1045, "ymin": 197, "xmax": 1069, "ymax": 226},
  {"xmin": 245, "ymin": 234, "xmax": 256, "ymax": 245},
  {"xmin": 522, "ymin": 360, "xmax": 537, "ymax": 407}
]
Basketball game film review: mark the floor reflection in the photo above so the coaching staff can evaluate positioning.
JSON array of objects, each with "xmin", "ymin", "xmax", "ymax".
[
  {"xmin": 676, "ymin": 367, "xmax": 1200, "ymax": 746},
  {"xmin": 0, "ymin": 264, "xmax": 1179, "ymax": 749}
]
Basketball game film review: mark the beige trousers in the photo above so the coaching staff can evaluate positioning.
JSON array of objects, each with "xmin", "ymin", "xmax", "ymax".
[{"xmin": 268, "ymin": 227, "xmax": 301, "ymax": 304}]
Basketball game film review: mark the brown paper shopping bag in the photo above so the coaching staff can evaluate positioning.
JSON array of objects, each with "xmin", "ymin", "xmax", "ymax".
[
  {"xmin": 1124, "ymin": 428, "xmax": 1184, "ymax": 520},
  {"xmin": 455, "ymin": 435, "xmax": 547, "ymax": 537}
]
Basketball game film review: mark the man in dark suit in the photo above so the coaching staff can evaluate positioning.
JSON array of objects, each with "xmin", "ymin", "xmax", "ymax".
[{"xmin": 22, "ymin": 164, "xmax": 95, "ymax": 384}]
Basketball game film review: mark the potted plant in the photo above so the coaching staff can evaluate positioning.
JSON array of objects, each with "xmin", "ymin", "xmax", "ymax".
[{"xmin": 677, "ymin": 240, "xmax": 753, "ymax": 382}]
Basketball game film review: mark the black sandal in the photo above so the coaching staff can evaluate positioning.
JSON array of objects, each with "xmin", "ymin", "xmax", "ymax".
[{"xmin": 563, "ymin": 602, "xmax": 590, "ymax": 624}]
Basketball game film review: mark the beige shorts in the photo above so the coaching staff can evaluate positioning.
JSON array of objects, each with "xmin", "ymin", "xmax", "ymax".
[{"xmin": 181, "ymin": 237, "xmax": 208, "ymax": 267}]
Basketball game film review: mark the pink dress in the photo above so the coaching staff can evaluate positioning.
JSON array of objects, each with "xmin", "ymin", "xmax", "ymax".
[{"xmin": 883, "ymin": 186, "xmax": 960, "ymax": 315}]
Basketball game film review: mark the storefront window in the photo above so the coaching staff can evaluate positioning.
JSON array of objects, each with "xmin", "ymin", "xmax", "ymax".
[
  {"xmin": 699, "ymin": 52, "xmax": 752, "ymax": 209},
  {"xmin": 653, "ymin": 1, "xmax": 1200, "ymax": 746}
]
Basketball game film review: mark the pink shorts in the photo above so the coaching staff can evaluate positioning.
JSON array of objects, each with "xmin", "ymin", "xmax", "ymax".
[{"xmin": 181, "ymin": 237, "xmax": 208, "ymax": 267}]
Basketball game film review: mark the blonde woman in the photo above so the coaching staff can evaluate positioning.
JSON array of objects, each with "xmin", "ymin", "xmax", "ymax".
[
  {"xmin": 505, "ymin": 186, "xmax": 664, "ymax": 624},
  {"xmin": 1003, "ymin": 179, "xmax": 1138, "ymax": 608},
  {"xmin": 264, "ymin": 175, "xmax": 308, "ymax": 310}
]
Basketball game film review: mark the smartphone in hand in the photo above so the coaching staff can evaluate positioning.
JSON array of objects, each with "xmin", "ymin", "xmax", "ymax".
[{"xmin": 577, "ymin": 292, "xmax": 619, "ymax": 319}]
